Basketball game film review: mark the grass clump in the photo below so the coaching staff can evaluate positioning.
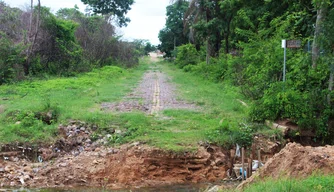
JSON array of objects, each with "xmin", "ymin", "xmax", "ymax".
[{"xmin": 239, "ymin": 174, "xmax": 334, "ymax": 192}]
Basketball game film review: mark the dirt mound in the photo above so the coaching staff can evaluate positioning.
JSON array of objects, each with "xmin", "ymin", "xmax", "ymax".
[
  {"xmin": 238, "ymin": 142, "xmax": 334, "ymax": 189},
  {"xmin": 0, "ymin": 144, "xmax": 229, "ymax": 189}
]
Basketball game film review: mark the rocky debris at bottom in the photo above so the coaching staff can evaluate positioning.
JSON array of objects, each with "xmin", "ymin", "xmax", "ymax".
[
  {"xmin": 0, "ymin": 144, "xmax": 230, "ymax": 189},
  {"xmin": 1, "ymin": 119, "xmax": 230, "ymax": 189}
]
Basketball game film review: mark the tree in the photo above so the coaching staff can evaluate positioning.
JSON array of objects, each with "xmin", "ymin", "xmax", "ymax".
[
  {"xmin": 312, "ymin": 0, "xmax": 333, "ymax": 68},
  {"xmin": 25, "ymin": 0, "xmax": 41, "ymax": 75},
  {"xmin": 0, "ymin": 1, "xmax": 24, "ymax": 41},
  {"xmin": 174, "ymin": 0, "xmax": 236, "ymax": 61},
  {"xmin": 80, "ymin": 0, "xmax": 134, "ymax": 27},
  {"xmin": 144, "ymin": 42, "xmax": 156, "ymax": 55},
  {"xmin": 159, "ymin": 1, "xmax": 189, "ymax": 57},
  {"xmin": 0, "ymin": 32, "xmax": 25, "ymax": 84},
  {"xmin": 321, "ymin": 3, "xmax": 334, "ymax": 105},
  {"xmin": 182, "ymin": 0, "xmax": 216, "ymax": 63}
]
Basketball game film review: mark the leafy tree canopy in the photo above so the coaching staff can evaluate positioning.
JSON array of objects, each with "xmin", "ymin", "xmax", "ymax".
[
  {"xmin": 81, "ymin": 0, "xmax": 134, "ymax": 27},
  {"xmin": 158, "ymin": 1, "xmax": 189, "ymax": 57},
  {"xmin": 144, "ymin": 42, "xmax": 156, "ymax": 55}
]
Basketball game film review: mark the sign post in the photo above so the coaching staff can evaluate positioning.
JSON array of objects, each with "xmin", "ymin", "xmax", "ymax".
[
  {"xmin": 281, "ymin": 39, "xmax": 301, "ymax": 82},
  {"xmin": 282, "ymin": 40, "xmax": 286, "ymax": 82}
]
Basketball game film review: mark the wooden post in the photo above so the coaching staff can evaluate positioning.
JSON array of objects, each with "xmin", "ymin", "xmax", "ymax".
[
  {"xmin": 248, "ymin": 158, "xmax": 252, "ymax": 177},
  {"xmin": 251, "ymin": 143, "xmax": 256, "ymax": 160},
  {"xmin": 230, "ymin": 149, "xmax": 235, "ymax": 177},
  {"xmin": 241, "ymin": 147, "xmax": 245, "ymax": 180},
  {"xmin": 258, "ymin": 149, "xmax": 262, "ymax": 166}
]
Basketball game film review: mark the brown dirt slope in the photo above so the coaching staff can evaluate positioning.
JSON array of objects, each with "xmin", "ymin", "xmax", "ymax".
[
  {"xmin": 0, "ymin": 144, "xmax": 229, "ymax": 189},
  {"xmin": 238, "ymin": 142, "xmax": 334, "ymax": 189}
]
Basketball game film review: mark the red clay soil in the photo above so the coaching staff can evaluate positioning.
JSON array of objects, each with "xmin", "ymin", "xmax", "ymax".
[
  {"xmin": 238, "ymin": 142, "xmax": 334, "ymax": 189},
  {"xmin": 0, "ymin": 144, "xmax": 229, "ymax": 189}
]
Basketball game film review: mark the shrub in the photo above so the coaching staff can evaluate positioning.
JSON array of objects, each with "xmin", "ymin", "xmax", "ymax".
[
  {"xmin": 188, "ymin": 58, "xmax": 228, "ymax": 82},
  {"xmin": 175, "ymin": 44, "xmax": 199, "ymax": 69},
  {"xmin": 206, "ymin": 120, "xmax": 253, "ymax": 147},
  {"xmin": 0, "ymin": 33, "xmax": 25, "ymax": 84}
]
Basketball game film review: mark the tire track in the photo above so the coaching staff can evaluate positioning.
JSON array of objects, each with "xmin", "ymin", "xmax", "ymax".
[{"xmin": 151, "ymin": 74, "xmax": 161, "ymax": 115}]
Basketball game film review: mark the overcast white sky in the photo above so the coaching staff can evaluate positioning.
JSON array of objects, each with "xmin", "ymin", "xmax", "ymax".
[{"xmin": 3, "ymin": 0, "xmax": 170, "ymax": 45}]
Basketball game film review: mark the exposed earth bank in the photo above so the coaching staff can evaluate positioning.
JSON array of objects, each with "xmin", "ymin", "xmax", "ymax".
[
  {"xmin": 2, "ymin": 122, "xmax": 334, "ymax": 190},
  {"xmin": 237, "ymin": 142, "xmax": 334, "ymax": 190},
  {"xmin": 0, "ymin": 137, "xmax": 229, "ymax": 189}
]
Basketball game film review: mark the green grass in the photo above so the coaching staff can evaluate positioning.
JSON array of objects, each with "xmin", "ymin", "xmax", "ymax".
[
  {"xmin": 237, "ymin": 175, "xmax": 334, "ymax": 192},
  {"xmin": 0, "ymin": 59, "xmax": 149, "ymax": 144}
]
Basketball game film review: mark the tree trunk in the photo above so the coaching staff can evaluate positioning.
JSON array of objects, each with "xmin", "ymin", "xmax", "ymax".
[
  {"xmin": 328, "ymin": 63, "xmax": 334, "ymax": 105},
  {"xmin": 174, "ymin": 36, "xmax": 176, "ymax": 52},
  {"xmin": 206, "ymin": 38, "xmax": 210, "ymax": 64},
  {"xmin": 205, "ymin": 9, "xmax": 210, "ymax": 65},
  {"xmin": 24, "ymin": 0, "xmax": 34, "ymax": 74},
  {"xmin": 29, "ymin": 0, "xmax": 33, "ymax": 37},
  {"xmin": 312, "ymin": 5, "xmax": 325, "ymax": 68},
  {"xmin": 225, "ymin": 16, "xmax": 232, "ymax": 54},
  {"xmin": 30, "ymin": 0, "xmax": 40, "ymax": 52},
  {"xmin": 25, "ymin": 0, "xmax": 41, "ymax": 75}
]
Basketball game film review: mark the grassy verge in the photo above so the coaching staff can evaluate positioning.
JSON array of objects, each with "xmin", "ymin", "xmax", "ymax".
[
  {"xmin": 0, "ymin": 59, "xmax": 149, "ymax": 144},
  {"xmin": 236, "ymin": 175, "xmax": 334, "ymax": 192}
]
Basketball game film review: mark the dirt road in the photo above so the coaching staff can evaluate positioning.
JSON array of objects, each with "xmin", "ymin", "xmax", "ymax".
[{"xmin": 101, "ymin": 53, "xmax": 197, "ymax": 115}]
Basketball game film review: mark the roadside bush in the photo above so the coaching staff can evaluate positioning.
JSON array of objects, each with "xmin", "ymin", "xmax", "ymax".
[
  {"xmin": 0, "ymin": 33, "xmax": 25, "ymax": 84},
  {"xmin": 206, "ymin": 120, "xmax": 253, "ymax": 147},
  {"xmin": 224, "ymin": 55, "xmax": 245, "ymax": 86},
  {"xmin": 1, "ymin": 108, "xmax": 58, "ymax": 143},
  {"xmin": 238, "ymin": 37, "xmax": 283, "ymax": 100},
  {"xmin": 175, "ymin": 44, "xmax": 199, "ymax": 69},
  {"xmin": 34, "ymin": 8, "xmax": 83, "ymax": 76},
  {"xmin": 0, "ymin": 4, "xmax": 140, "ymax": 83},
  {"xmin": 232, "ymin": 13, "xmax": 333, "ymax": 143},
  {"xmin": 188, "ymin": 58, "xmax": 228, "ymax": 82},
  {"xmin": 249, "ymin": 81, "xmax": 333, "ymax": 142}
]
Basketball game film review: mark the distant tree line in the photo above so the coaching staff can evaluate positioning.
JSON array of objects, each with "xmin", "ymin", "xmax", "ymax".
[
  {"xmin": 0, "ymin": 0, "xmax": 151, "ymax": 84},
  {"xmin": 159, "ymin": 0, "xmax": 334, "ymax": 144}
]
